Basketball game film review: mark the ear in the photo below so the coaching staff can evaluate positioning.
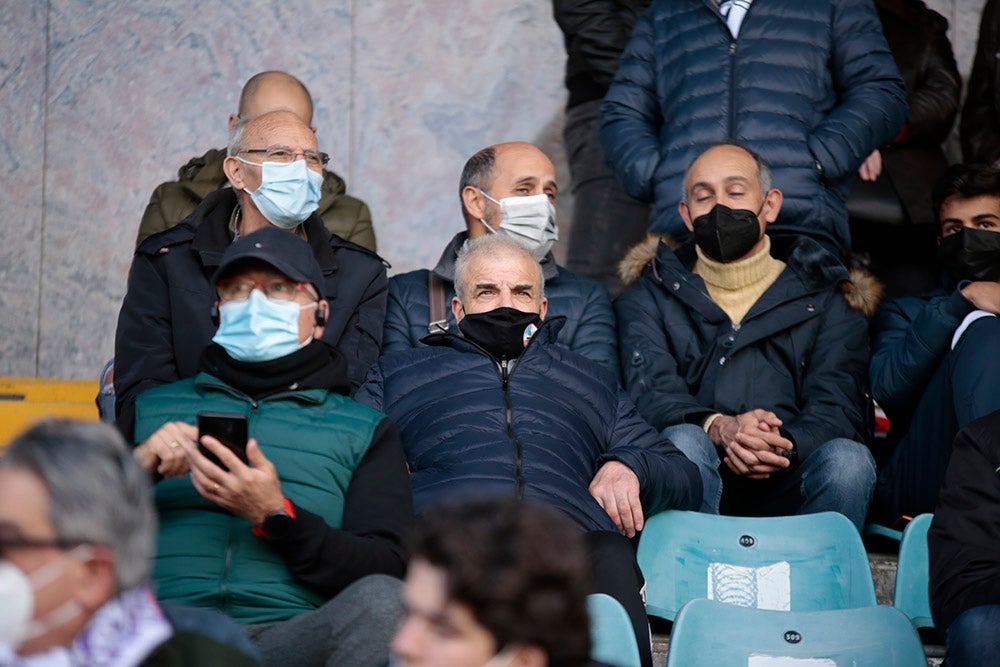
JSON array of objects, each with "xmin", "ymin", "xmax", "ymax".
[
  {"xmin": 462, "ymin": 186, "xmax": 489, "ymax": 227},
  {"xmin": 74, "ymin": 546, "xmax": 117, "ymax": 613},
  {"xmin": 223, "ymin": 156, "xmax": 246, "ymax": 191},
  {"xmin": 678, "ymin": 200, "xmax": 694, "ymax": 233},
  {"xmin": 228, "ymin": 113, "xmax": 240, "ymax": 132},
  {"xmin": 761, "ymin": 189, "xmax": 783, "ymax": 224},
  {"xmin": 451, "ymin": 296, "xmax": 465, "ymax": 323},
  {"xmin": 538, "ymin": 297, "xmax": 548, "ymax": 321}
]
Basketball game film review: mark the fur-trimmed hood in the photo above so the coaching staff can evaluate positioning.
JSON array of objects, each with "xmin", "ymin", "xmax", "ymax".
[{"xmin": 617, "ymin": 234, "xmax": 883, "ymax": 317}]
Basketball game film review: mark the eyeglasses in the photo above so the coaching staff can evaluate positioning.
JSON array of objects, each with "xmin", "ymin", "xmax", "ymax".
[
  {"xmin": 238, "ymin": 146, "xmax": 330, "ymax": 169},
  {"xmin": 0, "ymin": 523, "xmax": 85, "ymax": 555},
  {"xmin": 217, "ymin": 278, "xmax": 316, "ymax": 302}
]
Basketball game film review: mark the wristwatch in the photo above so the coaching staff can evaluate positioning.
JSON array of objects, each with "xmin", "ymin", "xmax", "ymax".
[{"xmin": 254, "ymin": 498, "xmax": 296, "ymax": 540}]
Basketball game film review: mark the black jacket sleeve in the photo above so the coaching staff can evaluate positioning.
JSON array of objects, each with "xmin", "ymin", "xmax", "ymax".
[
  {"xmin": 261, "ymin": 419, "xmax": 411, "ymax": 597},
  {"xmin": 929, "ymin": 410, "xmax": 1000, "ymax": 629},
  {"xmin": 961, "ymin": 0, "xmax": 1000, "ymax": 164},
  {"xmin": 597, "ymin": 387, "xmax": 703, "ymax": 515}
]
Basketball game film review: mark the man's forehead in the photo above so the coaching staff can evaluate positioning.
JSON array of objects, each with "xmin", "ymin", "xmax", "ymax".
[
  {"xmin": 686, "ymin": 147, "xmax": 757, "ymax": 188},
  {"xmin": 493, "ymin": 145, "xmax": 556, "ymax": 186},
  {"xmin": 0, "ymin": 468, "xmax": 52, "ymax": 534},
  {"xmin": 245, "ymin": 112, "xmax": 318, "ymax": 149},
  {"xmin": 466, "ymin": 254, "xmax": 540, "ymax": 286},
  {"xmin": 941, "ymin": 194, "xmax": 1000, "ymax": 219}
]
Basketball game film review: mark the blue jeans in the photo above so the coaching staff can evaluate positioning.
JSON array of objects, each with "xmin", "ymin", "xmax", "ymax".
[
  {"xmin": 663, "ymin": 424, "xmax": 875, "ymax": 531},
  {"xmin": 947, "ymin": 605, "xmax": 1000, "ymax": 667}
]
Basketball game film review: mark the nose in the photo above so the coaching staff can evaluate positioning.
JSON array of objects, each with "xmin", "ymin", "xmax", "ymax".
[{"xmin": 498, "ymin": 290, "xmax": 516, "ymax": 309}]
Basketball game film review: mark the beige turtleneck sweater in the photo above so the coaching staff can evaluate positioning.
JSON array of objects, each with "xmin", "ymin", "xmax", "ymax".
[{"xmin": 693, "ymin": 235, "xmax": 786, "ymax": 325}]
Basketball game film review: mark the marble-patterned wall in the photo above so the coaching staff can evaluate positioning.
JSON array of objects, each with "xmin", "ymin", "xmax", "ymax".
[{"xmin": 0, "ymin": 0, "xmax": 991, "ymax": 379}]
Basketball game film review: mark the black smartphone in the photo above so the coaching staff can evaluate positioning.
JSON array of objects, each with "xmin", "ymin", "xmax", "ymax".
[{"xmin": 197, "ymin": 412, "xmax": 249, "ymax": 470}]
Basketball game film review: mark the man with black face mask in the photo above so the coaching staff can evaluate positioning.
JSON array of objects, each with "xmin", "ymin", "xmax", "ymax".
[
  {"xmin": 869, "ymin": 163, "xmax": 1000, "ymax": 525},
  {"xmin": 380, "ymin": 142, "xmax": 619, "ymax": 376},
  {"xmin": 357, "ymin": 233, "xmax": 702, "ymax": 667},
  {"xmin": 616, "ymin": 143, "xmax": 878, "ymax": 532}
]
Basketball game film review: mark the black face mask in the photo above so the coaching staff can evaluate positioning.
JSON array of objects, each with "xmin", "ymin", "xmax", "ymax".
[
  {"xmin": 937, "ymin": 228, "xmax": 1000, "ymax": 282},
  {"xmin": 692, "ymin": 203, "xmax": 763, "ymax": 263},
  {"xmin": 458, "ymin": 307, "xmax": 541, "ymax": 360}
]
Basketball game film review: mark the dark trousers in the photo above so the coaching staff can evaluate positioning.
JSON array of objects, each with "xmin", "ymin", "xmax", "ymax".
[
  {"xmin": 564, "ymin": 100, "xmax": 650, "ymax": 298},
  {"xmin": 872, "ymin": 315, "xmax": 1000, "ymax": 524},
  {"xmin": 586, "ymin": 530, "xmax": 652, "ymax": 667}
]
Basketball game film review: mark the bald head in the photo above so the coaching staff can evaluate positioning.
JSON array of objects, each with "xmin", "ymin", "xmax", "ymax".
[
  {"xmin": 459, "ymin": 142, "xmax": 557, "ymax": 235},
  {"xmin": 230, "ymin": 71, "xmax": 314, "ymax": 130}
]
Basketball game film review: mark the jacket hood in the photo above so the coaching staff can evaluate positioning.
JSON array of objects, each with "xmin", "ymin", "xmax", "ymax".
[{"xmin": 618, "ymin": 234, "xmax": 883, "ymax": 317}]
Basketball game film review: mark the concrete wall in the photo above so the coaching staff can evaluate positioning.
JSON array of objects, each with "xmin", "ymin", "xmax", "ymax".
[{"xmin": 0, "ymin": 0, "xmax": 989, "ymax": 378}]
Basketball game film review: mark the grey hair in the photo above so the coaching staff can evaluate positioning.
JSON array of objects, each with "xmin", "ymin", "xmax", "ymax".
[
  {"xmin": 680, "ymin": 141, "xmax": 773, "ymax": 203},
  {"xmin": 1, "ymin": 419, "xmax": 156, "ymax": 591},
  {"xmin": 454, "ymin": 234, "xmax": 545, "ymax": 303},
  {"xmin": 228, "ymin": 116, "xmax": 250, "ymax": 157}
]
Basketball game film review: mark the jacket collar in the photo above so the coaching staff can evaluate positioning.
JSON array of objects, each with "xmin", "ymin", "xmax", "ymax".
[
  {"xmin": 422, "ymin": 315, "xmax": 566, "ymax": 358},
  {"xmin": 432, "ymin": 231, "xmax": 560, "ymax": 282},
  {"xmin": 187, "ymin": 188, "xmax": 339, "ymax": 277}
]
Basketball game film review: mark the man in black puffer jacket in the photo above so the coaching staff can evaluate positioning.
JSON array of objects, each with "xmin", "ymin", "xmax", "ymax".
[{"xmin": 357, "ymin": 234, "xmax": 701, "ymax": 667}]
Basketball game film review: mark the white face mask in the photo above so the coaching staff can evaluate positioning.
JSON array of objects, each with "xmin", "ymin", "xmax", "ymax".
[
  {"xmin": 479, "ymin": 191, "xmax": 558, "ymax": 262},
  {"xmin": 0, "ymin": 547, "xmax": 89, "ymax": 650}
]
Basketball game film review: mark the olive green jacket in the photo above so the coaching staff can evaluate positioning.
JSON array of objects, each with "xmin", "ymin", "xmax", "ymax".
[{"xmin": 136, "ymin": 148, "xmax": 376, "ymax": 250}]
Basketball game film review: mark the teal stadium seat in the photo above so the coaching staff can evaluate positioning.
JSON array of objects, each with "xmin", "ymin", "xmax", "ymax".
[
  {"xmin": 636, "ymin": 511, "xmax": 877, "ymax": 620},
  {"xmin": 587, "ymin": 594, "xmax": 642, "ymax": 667},
  {"xmin": 893, "ymin": 513, "xmax": 934, "ymax": 629},
  {"xmin": 666, "ymin": 599, "xmax": 927, "ymax": 667}
]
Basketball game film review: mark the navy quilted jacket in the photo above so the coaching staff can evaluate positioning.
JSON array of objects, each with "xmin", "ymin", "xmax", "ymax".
[
  {"xmin": 356, "ymin": 319, "xmax": 701, "ymax": 532},
  {"xmin": 600, "ymin": 0, "xmax": 907, "ymax": 257}
]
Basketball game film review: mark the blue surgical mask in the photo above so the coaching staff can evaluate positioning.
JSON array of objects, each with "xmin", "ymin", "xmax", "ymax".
[
  {"xmin": 212, "ymin": 290, "xmax": 316, "ymax": 362},
  {"xmin": 238, "ymin": 158, "xmax": 323, "ymax": 229}
]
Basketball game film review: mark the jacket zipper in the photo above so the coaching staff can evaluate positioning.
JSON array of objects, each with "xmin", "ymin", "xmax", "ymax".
[
  {"xmin": 728, "ymin": 40, "xmax": 737, "ymax": 139},
  {"xmin": 499, "ymin": 357, "xmax": 525, "ymax": 499},
  {"xmin": 221, "ymin": 397, "xmax": 258, "ymax": 614}
]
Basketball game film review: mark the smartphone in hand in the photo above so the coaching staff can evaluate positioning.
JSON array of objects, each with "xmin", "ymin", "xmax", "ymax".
[{"xmin": 197, "ymin": 412, "xmax": 249, "ymax": 470}]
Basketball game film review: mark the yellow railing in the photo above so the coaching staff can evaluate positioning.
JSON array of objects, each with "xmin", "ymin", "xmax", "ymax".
[{"xmin": 0, "ymin": 377, "xmax": 99, "ymax": 448}]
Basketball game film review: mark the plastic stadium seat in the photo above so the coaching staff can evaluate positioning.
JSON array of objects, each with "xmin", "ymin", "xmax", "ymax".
[
  {"xmin": 893, "ymin": 513, "xmax": 934, "ymax": 629},
  {"xmin": 637, "ymin": 511, "xmax": 877, "ymax": 621},
  {"xmin": 666, "ymin": 599, "xmax": 927, "ymax": 667},
  {"xmin": 587, "ymin": 594, "xmax": 642, "ymax": 667}
]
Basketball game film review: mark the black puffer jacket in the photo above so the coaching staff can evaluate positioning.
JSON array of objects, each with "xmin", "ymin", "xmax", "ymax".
[
  {"xmin": 961, "ymin": 0, "xmax": 1000, "ymax": 164},
  {"xmin": 114, "ymin": 188, "xmax": 388, "ymax": 438},
  {"xmin": 872, "ymin": 0, "xmax": 961, "ymax": 226},
  {"xmin": 929, "ymin": 409, "xmax": 1000, "ymax": 629},
  {"xmin": 553, "ymin": 0, "xmax": 651, "ymax": 109},
  {"xmin": 615, "ymin": 235, "xmax": 878, "ymax": 461},
  {"xmin": 356, "ymin": 319, "xmax": 701, "ymax": 532}
]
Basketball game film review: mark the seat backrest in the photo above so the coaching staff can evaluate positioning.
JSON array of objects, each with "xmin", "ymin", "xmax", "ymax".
[
  {"xmin": 587, "ymin": 594, "xmax": 642, "ymax": 667},
  {"xmin": 893, "ymin": 513, "xmax": 934, "ymax": 629},
  {"xmin": 666, "ymin": 599, "xmax": 927, "ymax": 667},
  {"xmin": 637, "ymin": 511, "xmax": 876, "ymax": 621}
]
